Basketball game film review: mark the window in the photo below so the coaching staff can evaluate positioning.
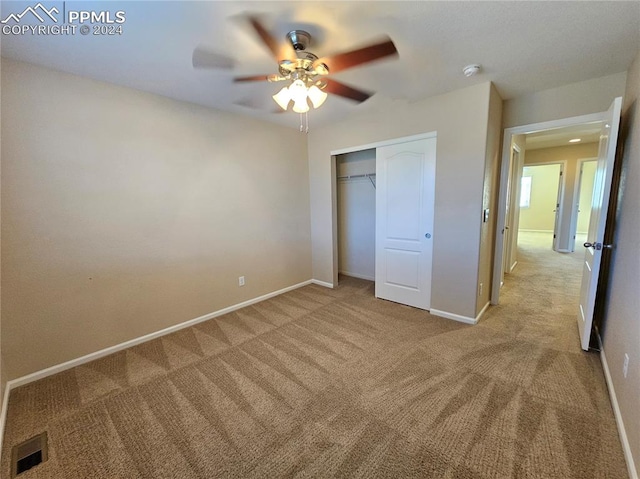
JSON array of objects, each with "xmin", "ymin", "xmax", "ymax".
[{"xmin": 520, "ymin": 176, "xmax": 532, "ymax": 208}]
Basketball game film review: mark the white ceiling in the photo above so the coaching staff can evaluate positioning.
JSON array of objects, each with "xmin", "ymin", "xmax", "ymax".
[{"xmin": 2, "ymin": 1, "xmax": 639, "ymax": 129}]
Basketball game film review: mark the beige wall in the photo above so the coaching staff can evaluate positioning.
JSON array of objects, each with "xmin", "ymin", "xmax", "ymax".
[
  {"xmin": 519, "ymin": 164, "xmax": 561, "ymax": 232},
  {"xmin": 477, "ymin": 83, "xmax": 503, "ymax": 313},
  {"xmin": 524, "ymin": 143, "xmax": 599, "ymax": 249},
  {"xmin": 503, "ymin": 73, "xmax": 627, "ymax": 128},
  {"xmin": 308, "ymin": 82, "xmax": 494, "ymax": 319},
  {"xmin": 1, "ymin": 59, "xmax": 312, "ymax": 380},
  {"xmin": 602, "ymin": 49, "xmax": 640, "ymax": 475}
]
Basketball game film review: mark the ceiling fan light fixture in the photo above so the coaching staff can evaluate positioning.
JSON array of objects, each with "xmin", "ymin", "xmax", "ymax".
[
  {"xmin": 308, "ymin": 85, "xmax": 328, "ymax": 109},
  {"xmin": 272, "ymin": 87, "xmax": 291, "ymax": 110},
  {"xmin": 288, "ymin": 79, "xmax": 308, "ymax": 102},
  {"xmin": 292, "ymin": 99, "xmax": 310, "ymax": 113}
]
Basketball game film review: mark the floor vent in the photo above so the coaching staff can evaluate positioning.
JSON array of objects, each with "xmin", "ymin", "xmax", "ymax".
[{"xmin": 11, "ymin": 432, "xmax": 48, "ymax": 477}]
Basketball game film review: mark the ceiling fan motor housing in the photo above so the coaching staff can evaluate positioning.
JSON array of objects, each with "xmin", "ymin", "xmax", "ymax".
[{"xmin": 287, "ymin": 30, "xmax": 311, "ymax": 51}]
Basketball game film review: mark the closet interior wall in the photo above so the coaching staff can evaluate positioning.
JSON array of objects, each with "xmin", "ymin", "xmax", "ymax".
[{"xmin": 337, "ymin": 149, "xmax": 376, "ymax": 281}]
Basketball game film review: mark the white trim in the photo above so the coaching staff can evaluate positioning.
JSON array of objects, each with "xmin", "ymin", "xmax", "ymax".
[
  {"xmin": 506, "ymin": 112, "xmax": 605, "ymax": 137},
  {"xmin": 338, "ymin": 271, "xmax": 375, "ymax": 281},
  {"xmin": 599, "ymin": 336, "xmax": 638, "ymax": 479},
  {"xmin": 556, "ymin": 249, "xmax": 572, "ymax": 253},
  {"xmin": 0, "ymin": 382, "xmax": 11, "ymax": 454},
  {"xmin": 492, "ymin": 111, "xmax": 606, "ymax": 305},
  {"xmin": 509, "ymin": 260, "xmax": 518, "ymax": 272},
  {"xmin": 430, "ymin": 302, "xmax": 490, "ymax": 325},
  {"xmin": 330, "ymin": 131, "xmax": 437, "ymax": 156},
  {"xmin": 311, "ymin": 279, "xmax": 334, "ymax": 289},
  {"xmin": 475, "ymin": 301, "xmax": 491, "ymax": 321},
  {"xmin": 430, "ymin": 308, "xmax": 476, "ymax": 325}
]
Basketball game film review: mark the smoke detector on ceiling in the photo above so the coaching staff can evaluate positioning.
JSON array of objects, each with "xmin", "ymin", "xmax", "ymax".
[{"xmin": 463, "ymin": 64, "xmax": 482, "ymax": 77}]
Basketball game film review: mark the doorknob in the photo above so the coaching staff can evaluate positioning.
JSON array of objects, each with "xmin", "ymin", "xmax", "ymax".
[
  {"xmin": 424, "ymin": 233, "xmax": 431, "ymax": 239},
  {"xmin": 584, "ymin": 242, "xmax": 614, "ymax": 250}
]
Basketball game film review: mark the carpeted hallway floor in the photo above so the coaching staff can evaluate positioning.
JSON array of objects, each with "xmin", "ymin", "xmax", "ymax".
[{"xmin": 1, "ymin": 232, "xmax": 628, "ymax": 478}]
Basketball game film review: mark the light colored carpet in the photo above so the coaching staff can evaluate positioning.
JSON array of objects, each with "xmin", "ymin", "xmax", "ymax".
[{"xmin": 1, "ymin": 233, "xmax": 628, "ymax": 478}]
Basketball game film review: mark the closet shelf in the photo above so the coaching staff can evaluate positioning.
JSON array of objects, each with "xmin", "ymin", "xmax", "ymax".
[
  {"xmin": 337, "ymin": 173, "xmax": 376, "ymax": 180},
  {"xmin": 338, "ymin": 173, "xmax": 376, "ymax": 189}
]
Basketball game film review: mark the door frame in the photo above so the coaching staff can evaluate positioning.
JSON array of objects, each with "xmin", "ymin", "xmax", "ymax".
[
  {"xmin": 502, "ymin": 144, "xmax": 521, "ymax": 280},
  {"xmin": 491, "ymin": 112, "xmax": 605, "ymax": 305},
  {"xmin": 519, "ymin": 161, "xmax": 567, "ymax": 251},
  {"xmin": 330, "ymin": 131, "xmax": 438, "ymax": 287}
]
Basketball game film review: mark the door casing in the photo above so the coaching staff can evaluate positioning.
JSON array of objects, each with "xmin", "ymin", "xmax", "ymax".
[{"xmin": 492, "ymin": 111, "xmax": 606, "ymax": 305}]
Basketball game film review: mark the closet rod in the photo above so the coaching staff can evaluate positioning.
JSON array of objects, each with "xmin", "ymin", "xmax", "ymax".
[{"xmin": 337, "ymin": 173, "xmax": 376, "ymax": 180}]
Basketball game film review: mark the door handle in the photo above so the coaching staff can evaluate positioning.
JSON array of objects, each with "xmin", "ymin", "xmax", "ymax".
[
  {"xmin": 424, "ymin": 233, "xmax": 431, "ymax": 239},
  {"xmin": 584, "ymin": 242, "xmax": 614, "ymax": 250}
]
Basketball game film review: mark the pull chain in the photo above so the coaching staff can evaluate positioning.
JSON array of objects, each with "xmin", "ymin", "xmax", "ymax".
[
  {"xmin": 299, "ymin": 113, "xmax": 304, "ymax": 133},
  {"xmin": 305, "ymin": 111, "xmax": 309, "ymax": 134}
]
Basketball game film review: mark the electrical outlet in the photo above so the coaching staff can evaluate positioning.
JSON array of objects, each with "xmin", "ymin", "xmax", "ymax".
[
  {"xmin": 623, "ymin": 353, "xmax": 629, "ymax": 378},
  {"xmin": 479, "ymin": 282, "xmax": 483, "ymax": 296},
  {"xmin": 238, "ymin": 276, "xmax": 245, "ymax": 287}
]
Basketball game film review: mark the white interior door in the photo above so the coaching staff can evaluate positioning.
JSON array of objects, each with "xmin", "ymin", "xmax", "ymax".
[
  {"xmin": 375, "ymin": 138, "xmax": 436, "ymax": 310},
  {"xmin": 502, "ymin": 147, "xmax": 516, "ymax": 278},
  {"xmin": 552, "ymin": 163, "xmax": 565, "ymax": 251},
  {"xmin": 577, "ymin": 97, "xmax": 622, "ymax": 351}
]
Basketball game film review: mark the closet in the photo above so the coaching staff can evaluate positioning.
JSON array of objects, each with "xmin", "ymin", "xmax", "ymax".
[
  {"xmin": 334, "ymin": 135, "xmax": 436, "ymax": 310},
  {"xmin": 336, "ymin": 149, "xmax": 376, "ymax": 281}
]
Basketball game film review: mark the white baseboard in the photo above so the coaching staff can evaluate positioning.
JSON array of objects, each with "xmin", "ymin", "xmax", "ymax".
[
  {"xmin": 475, "ymin": 301, "xmax": 491, "ymax": 322},
  {"xmin": 510, "ymin": 260, "xmax": 518, "ymax": 272},
  {"xmin": 0, "ymin": 382, "xmax": 10, "ymax": 455},
  {"xmin": 430, "ymin": 302, "xmax": 490, "ymax": 325},
  {"xmin": 430, "ymin": 308, "xmax": 477, "ymax": 325},
  {"xmin": 311, "ymin": 279, "xmax": 334, "ymax": 288},
  {"xmin": 599, "ymin": 336, "xmax": 638, "ymax": 479},
  {"xmin": 338, "ymin": 271, "xmax": 375, "ymax": 281},
  {"xmin": 0, "ymin": 278, "xmax": 316, "ymax": 432},
  {"xmin": 556, "ymin": 249, "xmax": 572, "ymax": 253}
]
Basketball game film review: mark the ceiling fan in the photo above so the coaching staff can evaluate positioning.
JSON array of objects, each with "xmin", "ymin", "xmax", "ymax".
[{"xmin": 193, "ymin": 15, "xmax": 399, "ymax": 117}]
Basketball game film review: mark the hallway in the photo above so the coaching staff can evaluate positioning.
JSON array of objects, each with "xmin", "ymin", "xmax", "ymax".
[
  {"xmin": 476, "ymin": 229, "xmax": 627, "ymax": 476},
  {"xmin": 492, "ymin": 230, "xmax": 583, "ymax": 351}
]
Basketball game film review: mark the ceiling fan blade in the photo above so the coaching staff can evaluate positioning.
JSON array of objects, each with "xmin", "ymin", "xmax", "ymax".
[
  {"xmin": 234, "ymin": 73, "xmax": 288, "ymax": 83},
  {"xmin": 246, "ymin": 15, "xmax": 297, "ymax": 64},
  {"xmin": 323, "ymin": 79, "xmax": 372, "ymax": 103},
  {"xmin": 234, "ymin": 74, "xmax": 272, "ymax": 83},
  {"xmin": 192, "ymin": 45, "xmax": 236, "ymax": 69},
  {"xmin": 315, "ymin": 37, "xmax": 398, "ymax": 74}
]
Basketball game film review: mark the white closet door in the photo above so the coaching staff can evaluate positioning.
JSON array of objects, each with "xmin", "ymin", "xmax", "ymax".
[{"xmin": 375, "ymin": 137, "xmax": 436, "ymax": 310}]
